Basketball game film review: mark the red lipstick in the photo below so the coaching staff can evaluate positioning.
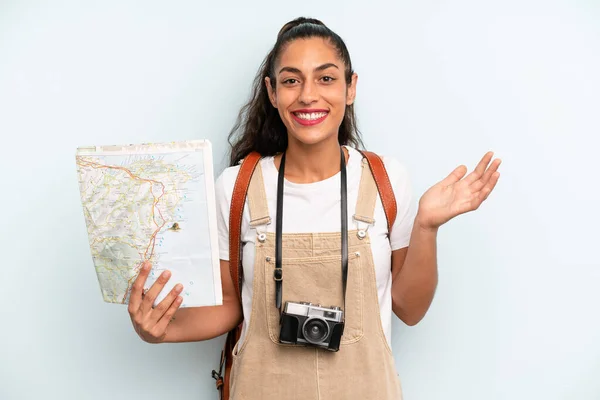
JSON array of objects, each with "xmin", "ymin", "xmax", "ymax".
[{"xmin": 291, "ymin": 109, "xmax": 329, "ymax": 126}]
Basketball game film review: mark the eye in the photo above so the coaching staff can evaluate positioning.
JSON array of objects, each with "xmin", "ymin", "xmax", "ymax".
[
  {"xmin": 321, "ymin": 76, "xmax": 336, "ymax": 83},
  {"xmin": 283, "ymin": 78, "xmax": 298, "ymax": 85}
]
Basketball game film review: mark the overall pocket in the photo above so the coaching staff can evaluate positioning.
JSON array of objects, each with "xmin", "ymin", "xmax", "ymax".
[{"xmin": 264, "ymin": 252, "xmax": 364, "ymax": 345}]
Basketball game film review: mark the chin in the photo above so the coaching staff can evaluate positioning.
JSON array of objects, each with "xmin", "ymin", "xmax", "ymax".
[
  {"xmin": 286, "ymin": 119, "xmax": 341, "ymax": 147},
  {"xmin": 288, "ymin": 130, "xmax": 335, "ymax": 147}
]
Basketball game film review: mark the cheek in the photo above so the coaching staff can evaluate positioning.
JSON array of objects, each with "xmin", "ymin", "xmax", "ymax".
[
  {"xmin": 274, "ymin": 88, "xmax": 296, "ymax": 108},
  {"xmin": 326, "ymin": 85, "xmax": 349, "ymax": 104}
]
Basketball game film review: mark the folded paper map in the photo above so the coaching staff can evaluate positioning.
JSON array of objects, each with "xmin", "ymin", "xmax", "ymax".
[{"xmin": 76, "ymin": 140, "xmax": 222, "ymax": 308}]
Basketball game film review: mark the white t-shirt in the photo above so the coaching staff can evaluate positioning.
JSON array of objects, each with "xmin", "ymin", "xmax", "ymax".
[{"xmin": 215, "ymin": 146, "xmax": 417, "ymax": 347}]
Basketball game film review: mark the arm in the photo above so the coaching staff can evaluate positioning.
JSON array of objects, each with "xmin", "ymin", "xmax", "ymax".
[
  {"xmin": 162, "ymin": 259, "xmax": 242, "ymax": 343},
  {"xmin": 391, "ymin": 151, "xmax": 501, "ymax": 326},
  {"xmin": 391, "ymin": 216, "xmax": 438, "ymax": 326}
]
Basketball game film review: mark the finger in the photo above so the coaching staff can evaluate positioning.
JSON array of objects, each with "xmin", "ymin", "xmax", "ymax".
[
  {"xmin": 154, "ymin": 295, "xmax": 184, "ymax": 335},
  {"xmin": 474, "ymin": 172, "xmax": 500, "ymax": 207},
  {"xmin": 128, "ymin": 261, "xmax": 152, "ymax": 314},
  {"xmin": 481, "ymin": 172, "xmax": 500, "ymax": 201},
  {"xmin": 150, "ymin": 283, "xmax": 184, "ymax": 323},
  {"xmin": 141, "ymin": 269, "xmax": 172, "ymax": 312},
  {"xmin": 470, "ymin": 158, "xmax": 502, "ymax": 191},
  {"xmin": 481, "ymin": 158, "xmax": 502, "ymax": 184},
  {"xmin": 440, "ymin": 165, "xmax": 468, "ymax": 187},
  {"xmin": 464, "ymin": 151, "xmax": 494, "ymax": 185}
]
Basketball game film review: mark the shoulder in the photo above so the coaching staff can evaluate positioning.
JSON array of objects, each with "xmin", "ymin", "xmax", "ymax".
[
  {"xmin": 359, "ymin": 150, "xmax": 414, "ymax": 207},
  {"xmin": 216, "ymin": 164, "xmax": 241, "ymax": 187},
  {"xmin": 348, "ymin": 147, "xmax": 411, "ymax": 187},
  {"xmin": 215, "ymin": 164, "xmax": 241, "ymax": 207},
  {"xmin": 380, "ymin": 154, "xmax": 411, "ymax": 187},
  {"xmin": 215, "ymin": 163, "xmax": 240, "ymax": 187},
  {"xmin": 215, "ymin": 156, "xmax": 274, "ymax": 201}
]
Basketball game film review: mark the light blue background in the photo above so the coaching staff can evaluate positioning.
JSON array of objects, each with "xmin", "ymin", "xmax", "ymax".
[{"xmin": 1, "ymin": 1, "xmax": 599, "ymax": 399}]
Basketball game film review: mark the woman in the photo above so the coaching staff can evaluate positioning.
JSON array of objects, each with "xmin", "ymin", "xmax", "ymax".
[{"xmin": 128, "ymin": 17, "xmax": 501, "ymax": 399}]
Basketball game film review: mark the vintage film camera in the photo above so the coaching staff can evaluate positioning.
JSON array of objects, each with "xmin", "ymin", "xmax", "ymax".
[{"xmin": 279, "ymin": 301, "xmax": 345, "ymax": 351}]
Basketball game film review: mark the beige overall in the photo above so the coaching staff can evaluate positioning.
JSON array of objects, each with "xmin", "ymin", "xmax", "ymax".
[{"xmin": 229, "ymin": 158, "xmax": 403, "ymax": 400}]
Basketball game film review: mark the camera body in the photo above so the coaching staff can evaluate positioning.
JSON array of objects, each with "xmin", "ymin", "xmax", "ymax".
[{"xmin": 279, "ymin": 301, "xmax": 345, "ymax": 352}]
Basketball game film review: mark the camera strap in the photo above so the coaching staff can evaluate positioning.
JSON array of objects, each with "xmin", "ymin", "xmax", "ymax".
[{"xmin": 275, "ymin": 147, "xmax": 349, "ymax": 317}]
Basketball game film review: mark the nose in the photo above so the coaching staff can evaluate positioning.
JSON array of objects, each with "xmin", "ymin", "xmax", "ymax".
[{"xmin": 298, "ymin": 80, "xmax": 319, "ymax": 105}]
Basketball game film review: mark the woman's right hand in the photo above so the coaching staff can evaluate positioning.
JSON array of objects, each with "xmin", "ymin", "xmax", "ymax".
[{"xmin": 128, "ymin": 261, "xmax": 184, "ymax": 343}]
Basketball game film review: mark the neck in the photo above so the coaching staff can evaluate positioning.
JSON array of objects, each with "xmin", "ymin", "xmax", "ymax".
[{"xmin": 275, "ymin": 137, "xmax": 348, "ymax": 184}]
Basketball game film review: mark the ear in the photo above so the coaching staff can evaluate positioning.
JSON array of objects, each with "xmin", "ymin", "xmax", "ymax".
[
  {"xmin": 346, "ymin": 72, "xmax": 358, "ymax": 106},
  {"xmin": 265, "ymin": 77, "xmax": 277, "ymax": 108}
]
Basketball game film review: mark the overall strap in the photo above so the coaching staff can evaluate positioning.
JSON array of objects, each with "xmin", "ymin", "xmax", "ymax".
[
  {"xmin": 246, "ymin": 161, "xmax": 271, "ymax": 228},
  {"xmin": 354, "ymin": 157, "xmax": 379, "ymax": 226}
]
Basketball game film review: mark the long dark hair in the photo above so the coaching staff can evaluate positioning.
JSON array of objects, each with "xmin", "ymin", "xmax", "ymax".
[{"xmin": 227, "ymin": 17, "xmax": 364, "ymax": 166}]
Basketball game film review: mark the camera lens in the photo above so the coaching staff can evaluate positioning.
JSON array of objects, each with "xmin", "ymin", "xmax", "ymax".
[{"xmin": 302, "ymin": 318, "xmax": 330, "ymax": 345}]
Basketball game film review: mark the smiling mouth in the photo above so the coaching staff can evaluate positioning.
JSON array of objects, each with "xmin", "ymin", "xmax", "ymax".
[
  {"xmin": 291, "ymin": 111, "xmax": 329, "ymax": 126},
  {"xmin": 292, "ymin": 111, "xmax": 328, "ymax": 120}
]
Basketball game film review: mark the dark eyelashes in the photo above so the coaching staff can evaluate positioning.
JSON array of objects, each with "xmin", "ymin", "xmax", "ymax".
[{"xmin": 281, "ymin": 76, "xmax": 336, "ymax": 84}]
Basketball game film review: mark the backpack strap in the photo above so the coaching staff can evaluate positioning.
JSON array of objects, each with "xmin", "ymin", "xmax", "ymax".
[
  {"xmin": 214, "ymin": 149, "xmax": 396, "ymax": 399},
  {"xmin": 228, "ymin": 151, "xmax": 262, "ymax": 301},
  {"xmin": 357, "ymin": 150, "xmax": 397, "ymax": 232},
  {"xmin": 213, "ymin": 151, "xmax": 261, "ymax": 400}
]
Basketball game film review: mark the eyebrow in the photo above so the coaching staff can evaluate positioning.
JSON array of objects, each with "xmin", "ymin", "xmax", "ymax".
[{"xmin": 278, "ymin": 63, "xmax": 339, "ymax": 75}]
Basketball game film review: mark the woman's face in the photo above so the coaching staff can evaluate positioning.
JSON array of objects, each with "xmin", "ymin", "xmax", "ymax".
[{"xmin": 266, "ymin": 37, "xmax": 357, "ymax": 148}]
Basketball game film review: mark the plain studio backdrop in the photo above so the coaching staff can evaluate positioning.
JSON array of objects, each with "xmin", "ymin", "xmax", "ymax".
[{"xmin": 1, "ymin": 1, "xmax": 598, "ymax": 399}]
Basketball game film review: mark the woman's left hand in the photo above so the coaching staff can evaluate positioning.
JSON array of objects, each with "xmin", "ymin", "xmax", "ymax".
[{"xmin": 416, "ymin": 151, "xmax": 502, "ymax": 230}]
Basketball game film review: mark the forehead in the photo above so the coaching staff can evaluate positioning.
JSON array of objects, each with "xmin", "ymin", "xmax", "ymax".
[{"xmin": 276, "ymin": 37, "xmax": 342, "ymax": 71}]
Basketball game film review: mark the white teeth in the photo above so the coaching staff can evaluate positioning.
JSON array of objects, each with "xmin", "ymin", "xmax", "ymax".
[{"xmin": 294, "ymin": 112, "xmax": 327, "ymax": 120}]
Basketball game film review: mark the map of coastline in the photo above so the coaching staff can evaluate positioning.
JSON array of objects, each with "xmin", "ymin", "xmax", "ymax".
[{"xmin": 76, "ymin": 141, "xmax": 221, "ymax": 308}]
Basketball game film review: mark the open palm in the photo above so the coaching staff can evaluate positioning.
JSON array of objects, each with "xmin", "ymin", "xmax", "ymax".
[{"xmin": 417, "ymin": 152, "xmax": 502, "ymax": 230}]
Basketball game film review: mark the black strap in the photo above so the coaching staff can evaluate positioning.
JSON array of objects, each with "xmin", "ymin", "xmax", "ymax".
[
  {"xmin": 340, "ymin": 147, "xmax": 348, "ymax": 316},
  {"xmin": 275, "ymin": 151, "xmax": 286, "ymax": 309},
  {"xmin": 275, "ymin": 147, "xmax": 348, "ymax": 314}
]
